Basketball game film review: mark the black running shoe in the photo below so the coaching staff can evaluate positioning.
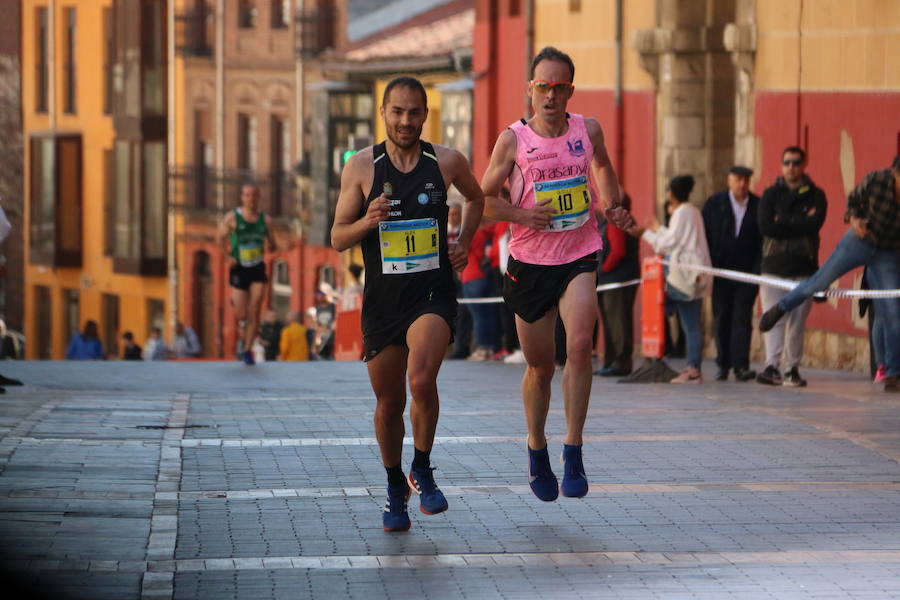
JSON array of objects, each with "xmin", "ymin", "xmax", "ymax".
[
  {"xmin": 782, "ymin": 367, "xmax": 807, "ymax": 387},
  {"xmin": 756, "ymin": 365, "xmax": 782, "ymax": 386}
]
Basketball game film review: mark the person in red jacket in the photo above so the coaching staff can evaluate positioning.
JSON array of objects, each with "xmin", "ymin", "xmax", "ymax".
[
  {"xmin": 461, "ymin": 224, "xmax": 499, "ymax": 360},
  {"xmin": 595, "ymin": 193, "xmax": 640, "ymax": 376}
]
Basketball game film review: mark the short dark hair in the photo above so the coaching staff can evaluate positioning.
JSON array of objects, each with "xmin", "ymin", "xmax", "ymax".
[
  {"xmin": 667, "ymin": 175, "xmax": 695, "ymax": 202},
  {"xmin": 892, "ymin": 154, "xmax": 900, "ymax": 171},
  {"xmin": 530, "ymin": 46, "xmax": 575, "ymax": 82},
  {"xmin": 782, "ymin": 146, "xmax": 806, "ymax": 162},
  {"xmin": 382, "ymin": 76, "xmax": 427, "ymax": 107},
  {"xmin": 123, "ymin": 331, "xmax": 134, "ymax": 341}
]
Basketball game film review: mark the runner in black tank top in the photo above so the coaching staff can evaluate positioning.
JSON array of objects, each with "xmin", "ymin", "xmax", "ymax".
[
  {"xmin": 359, "ymin": 141, "xmax": 457, "ymax": 359},
  {"xmin": 331, "ymin": 77, "xmax": 484, "ymax": 533}
]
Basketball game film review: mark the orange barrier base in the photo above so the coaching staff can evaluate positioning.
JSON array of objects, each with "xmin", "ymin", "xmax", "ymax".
[
  {"xmin": 334, "ymin": 292, "xmax": 364, "ymax": 361},
  {"xmin": 640, "ymin": 256, "xmax": 665, "ymax": 359}
]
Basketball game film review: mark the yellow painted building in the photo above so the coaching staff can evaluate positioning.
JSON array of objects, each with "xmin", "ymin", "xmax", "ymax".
[{"xmin": 22, "ymin": 0, "xmax": 170, "ymax": 359}]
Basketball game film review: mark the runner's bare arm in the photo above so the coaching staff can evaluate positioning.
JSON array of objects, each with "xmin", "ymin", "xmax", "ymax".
[
  {"xmin": 331, "ymin": 149, "xmax": 388, "ymax": 252},
  {"xmin": 436, "ymin": 146, "xmax": 485, "ymax": 271},
  {"xmin": 216, "ymin": 211, "xmax": 236, "ymax": 259},
  {"xmin": 585, "ymin": 118, "xmax": 634, "ymax": 230},
  {"xmin": 481, "ymin": 130, "xmax": 553, "ymax": 230}
]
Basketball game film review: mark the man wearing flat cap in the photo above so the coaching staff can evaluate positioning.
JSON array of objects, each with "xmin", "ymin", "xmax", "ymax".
[{"xmin": 702, "ymin": 165, "xmax": 762, "ymax": 382}]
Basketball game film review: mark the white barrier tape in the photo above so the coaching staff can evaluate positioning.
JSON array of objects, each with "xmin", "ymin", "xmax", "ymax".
[
  {"xmin": 458, "ymin": 278, "xmax": 641, "ymax": 305},
  {"xmin": 660, "ymin": 259, "xmax": 900, "ymax": 299}
]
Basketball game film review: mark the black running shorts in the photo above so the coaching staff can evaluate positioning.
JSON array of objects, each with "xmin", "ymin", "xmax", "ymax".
[
  {"xmin": 229, "ymin": 262, "xmax": 268, "ymax": 291},
  {"xmin": 362, "ymin": 292, "xmax": 457, "ymax": 362},
  {"xmin": 502, "ymin": 253, "xmax": 598, "ymax": 323}
]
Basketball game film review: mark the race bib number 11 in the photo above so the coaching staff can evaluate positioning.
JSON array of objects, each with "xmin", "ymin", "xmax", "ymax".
[
  {"xmin": 535, "ymin": 175, "xmax": 592, "ymax": 232},
  {"xmin": 379, "ymin": 218, "xmax": 440, "ymax": 274}
]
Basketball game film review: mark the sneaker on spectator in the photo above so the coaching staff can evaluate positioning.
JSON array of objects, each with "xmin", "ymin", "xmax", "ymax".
[
  {"xmin": 491, "ymin": 349, "xmax": 510, "ymax": 361},
  {"xmin": 756, "ymin": 365, "xmax": 782, "ymax": 386},
  {"xmin": 671, "ymin": 366, "xmax": 702, "ymax": 384},
  {"xmin": 874, "ymin": 365, "xmax": 888, "ymax": 383},
  {"xmin": 782, "ymin": 367, "xmax": 807, "ymax": 387},
  {"xmin": 503, "ymin": 349, "xmax": 526, "ymax": 364},
  {"xmin": 466, "ymin": 347, "xmax": 492, "ymax": 361}
]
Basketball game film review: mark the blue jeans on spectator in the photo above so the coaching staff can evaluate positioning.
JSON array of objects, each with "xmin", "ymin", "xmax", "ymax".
[
  {"xmin": 667, "ymin": 284, "xmax": 703, "ymax": 369},
  {"xmin": 462, "ymin": 273, "xmax": 499, "ymax": 351},
  {"xmin": 778, "ymin": 229, "xmax": 900, "ymax": 376}
]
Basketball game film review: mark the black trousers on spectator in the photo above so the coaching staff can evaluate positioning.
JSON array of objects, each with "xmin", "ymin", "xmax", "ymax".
[
  {"xmin": 597, "ymin": 285, "xmax": 637, "ymax": 373},
  {"xmin": 712, "ymin": 279, "xmax": 758, "ymax": 372}
]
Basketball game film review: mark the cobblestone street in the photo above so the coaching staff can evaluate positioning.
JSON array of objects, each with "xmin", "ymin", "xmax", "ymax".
[{"xmin": 1, "ymin": 360, "xmax": 900, "ymax": 599}]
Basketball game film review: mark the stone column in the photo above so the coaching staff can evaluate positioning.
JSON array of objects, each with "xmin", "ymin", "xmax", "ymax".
[{"xmin": 634, "ymin": 0, "xmax": 737, "ymax": 209}]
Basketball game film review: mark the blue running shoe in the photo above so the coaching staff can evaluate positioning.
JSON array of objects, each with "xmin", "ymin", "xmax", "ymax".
[
  {"xmin": 242, "ymin": 350, "xmax": 255, "ymax": 366},
  {"xmin": 560, "ymin": 444, "xmax": 588, "ymax": 498},
  {"xmin": 407, "ymin": 467, "xmax": 448, "ymax": 515},
  {"xmin": 528, "ymin": 444, "xmax": 559, "ymax": 502},
  {"xmin": 382, "ymin": 485, "xmax": 411, "ymax": 532}
]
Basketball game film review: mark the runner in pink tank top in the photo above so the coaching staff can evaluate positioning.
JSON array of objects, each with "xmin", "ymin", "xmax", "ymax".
[
  {"xmin": 480, "ymin": 47, "xmax": 636, "ymax": 504},
  {"xmin": 506, "ymin": 113, "xmax": 602, "ymax": 265}
]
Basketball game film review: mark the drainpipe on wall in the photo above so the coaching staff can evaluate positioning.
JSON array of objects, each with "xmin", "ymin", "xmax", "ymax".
[
  {"xmin": 215, "ymin": 0, "xmax": 225, "ymax": 355},
  {"xmin": 49, "ymin": 0, "xmax": 56, "ymax": 129},
  {"xmin": 523, "ymin": 0, "xmax": 534, "ymax": 119},
  {"xmin": 614, "ymin": 0, "xmax": 624, "ymax": 181},
  {"xmin": 167, "ymin": 0, "xmax": 178, "ymax": 333}
]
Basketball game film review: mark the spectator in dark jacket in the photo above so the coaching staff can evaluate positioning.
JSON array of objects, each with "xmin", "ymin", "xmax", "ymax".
[
  {"xmin": 595, "ymin": 193, "xmax": 640, "ymax": 376},
  {"xmin": 756, "ymin": 146, "xmax": 827, "ymax": 388},
  {"xmin": 66, "ymin": 320, "xmax": 104, "ymax": 360},
  {"xmin": 702, "ymin": 166, "xmax": 762, "ymax": 382},
  {"xmin": 121, "ymin": 331, "xmax": 143, "ymax": 360},
  {"xmin": 761, "ymin": 155, "xmax": 900, "ymax": 393}
]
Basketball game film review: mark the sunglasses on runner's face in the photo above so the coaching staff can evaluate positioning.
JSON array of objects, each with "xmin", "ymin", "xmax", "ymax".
[
  {"xmin": 782, "ymin": 158, "xmax": 803, "ymax": 166},
  {"xmin": 530, "ymin": 80, "xmax": 574, "ymax": 94}
]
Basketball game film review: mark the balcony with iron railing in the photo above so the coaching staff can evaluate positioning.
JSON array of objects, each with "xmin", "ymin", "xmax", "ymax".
[
  {"xmin": 169, "ymin": 166, "xmax": 301, "ymax": 219},
  {"xmin": 295, "ymin": 4, "xmax": 336, "ymax": 59},
  {"xmin": 175, "ymin": 4, "xmax": 214, "ymax": 57}
]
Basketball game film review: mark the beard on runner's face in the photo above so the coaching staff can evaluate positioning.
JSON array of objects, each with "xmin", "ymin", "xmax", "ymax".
[{"xmin": 387, "ymin": 120, "xmax": 421, "ymax": 149}]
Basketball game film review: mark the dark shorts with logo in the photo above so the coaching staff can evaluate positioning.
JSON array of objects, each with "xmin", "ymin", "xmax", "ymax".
[
  {"xmin": 503, "ymin": 253, "xmax": 598, "ymax": 323},
  {"xmin": 362, "ymin": 292, "xmax": 457, "ymax": 362},
  {"xmin": 229, "ymin": 262, "xmax": 268, "ymax": 291}
]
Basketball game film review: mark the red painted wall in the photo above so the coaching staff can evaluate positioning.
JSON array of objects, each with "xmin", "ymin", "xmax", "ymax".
[
  {"xmin": 472, "ymin": 4, "xmax": 527, "ymax": 178},
  {"xmin": 754, "ymin": 90, "xmax": 900, "ymax": 336}
]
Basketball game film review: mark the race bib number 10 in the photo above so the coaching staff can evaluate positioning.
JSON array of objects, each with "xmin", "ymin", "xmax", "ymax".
[
  {"xmin": 379, "ymin": 218, "xmax": 440, "ymax": 274},
  {"xmin": 535, "ymin": 175, "xmax": 592, "ymax": 232}
]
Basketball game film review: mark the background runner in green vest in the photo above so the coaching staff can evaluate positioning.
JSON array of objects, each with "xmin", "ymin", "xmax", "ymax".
[{"xmin": 216, "ymin": 183, "xmax": 276, "ymax": 365}]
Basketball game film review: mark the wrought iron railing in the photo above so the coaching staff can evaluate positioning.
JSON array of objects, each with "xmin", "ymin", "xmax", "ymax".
[
  {"xmin": 169, "ymin": 166, "xmax": 301, "ymax": 219},
  {"xmin": 295, "ymin": 4, "xmax": 335, "ymax": 58},
  {"xmin": 175, "ymin": 5, "xmax": 214, "ymax": 57}
]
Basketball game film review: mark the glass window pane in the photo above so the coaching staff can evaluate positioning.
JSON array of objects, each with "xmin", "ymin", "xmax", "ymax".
[
  {"xmin": 355, "ymin": 95, "xmax": 373, "ymax": 120},
  {"xmin": 114, "ymin": 141, "xmax": 135, "ymax": 258},
  {"xmin": 143, "ymin": 142, "xmax": 166, "ymax": 258},
  {"xmin": 34, "ymin": 138, "xmax": 56, "ymax": 256},
  {"xmin": 143, "ymin": 0, "xmax": 165, "ymax": 115}
]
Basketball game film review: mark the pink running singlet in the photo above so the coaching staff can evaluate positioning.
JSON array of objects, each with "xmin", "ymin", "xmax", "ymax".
[{"xmin": 506, "ymin": 113, "xmax": 603, "ymax": 266}]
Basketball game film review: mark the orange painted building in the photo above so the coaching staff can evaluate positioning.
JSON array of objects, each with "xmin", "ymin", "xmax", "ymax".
[{"xmin": 22, "ymin": 0, "xmax": 170, "ymax": 359}]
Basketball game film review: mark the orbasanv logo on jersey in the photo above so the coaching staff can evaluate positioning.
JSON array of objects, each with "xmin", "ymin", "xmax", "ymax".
[{"xmin": 527, "ymin": 162, "xmax": 587, "ymax": 182}]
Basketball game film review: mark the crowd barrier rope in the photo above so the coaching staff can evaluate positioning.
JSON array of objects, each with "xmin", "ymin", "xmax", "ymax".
[{"xmin": 458, "ymin": 262, "xmax": 900, "ymax": 305}]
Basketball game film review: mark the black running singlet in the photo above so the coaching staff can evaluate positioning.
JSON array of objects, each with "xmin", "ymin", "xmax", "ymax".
[{"xmin": 359, "ymin": 141, "xmax": 455, "ymax": 327}]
